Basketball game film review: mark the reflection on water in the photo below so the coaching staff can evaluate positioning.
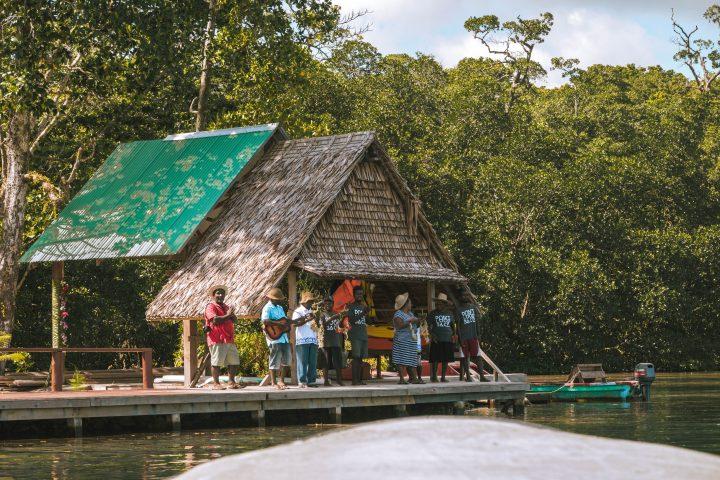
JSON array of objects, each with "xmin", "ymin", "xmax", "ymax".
[
  {"xmin": 0, "ymin": 374, "xmax": 717, "ymax": 479},
  {"xmin": 0, "ymin": 425, "xmax": 342, "ymax": 480},
  {"xmin": 471, "ymin": 372, "xmax": 720, "ymax": 455}
]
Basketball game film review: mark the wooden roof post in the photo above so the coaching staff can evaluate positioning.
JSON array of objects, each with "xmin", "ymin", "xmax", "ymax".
[
  {"xmin": 287, "ymin": 269, "xmax": 298, "ymax": 385},
  {"xmin": 183, "ymin": 319, "xmax": 199, "ymax": 387},
  {"xmin": 427, "ymin": 281, "xmax": 435, "ymax": 313},
  {"xmin": 51, "ymin": 261, "xmax": 64, "ymax": 348}
]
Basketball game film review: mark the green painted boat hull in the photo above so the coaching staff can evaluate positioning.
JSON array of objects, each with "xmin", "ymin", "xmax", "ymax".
[{"xmin": 529, "ymin": 384, "xmax": 632, "ymax": 401}]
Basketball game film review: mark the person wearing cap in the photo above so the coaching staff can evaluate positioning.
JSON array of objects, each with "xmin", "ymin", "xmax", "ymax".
[
  {"xmin": 346, "ymin": 285, "xmax": 371, "ymax": 385},
  {"xmin": 204, "ymin": 285, "xmax": 242, "ymax": 389},
  {"xmin": 427, "ymin": 292, "xmax": 456, "ymax": 383},
  {"xmin": 262, "ymin": 287, "xmax": 292, "ymax": 389},
  {"xmin": 457, "ymin": 289, "xmax": 487, "ymax": 382},
  {"xmin": 392, "ymin": 293, "xmax": 422, "ymax": 385},
  {"xmin": 293, "ymin": 291, "xmax": 319, "ymax": 388}
]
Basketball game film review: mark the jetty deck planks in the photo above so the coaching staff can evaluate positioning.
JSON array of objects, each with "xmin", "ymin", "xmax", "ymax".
[{"xmin": 0, "ymin": 379, "xmax": 528, "ymax": 423}]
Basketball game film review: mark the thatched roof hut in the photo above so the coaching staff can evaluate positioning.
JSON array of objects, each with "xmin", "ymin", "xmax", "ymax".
[
  {"xmin": 146, "ymin": 131, "xmax": 466, "ymax": 321},
  {"xmin": 23, "ymin": 124, "xmax": 478, "ymax": 385}
]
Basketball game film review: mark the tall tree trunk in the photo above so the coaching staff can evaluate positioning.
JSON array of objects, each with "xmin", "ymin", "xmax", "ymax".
[
  {"xmin": 0, "ymin": 112, "xmax": 34, "ymax": 338},
  {"xmin": 195, "ymin": 0, "xmax": 217, "ymax": 132}
]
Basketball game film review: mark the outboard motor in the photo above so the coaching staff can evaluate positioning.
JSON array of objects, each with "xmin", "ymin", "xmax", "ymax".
[{"xmin": 634, "ymin": 362, "xmax": 655, "ymax": 400}]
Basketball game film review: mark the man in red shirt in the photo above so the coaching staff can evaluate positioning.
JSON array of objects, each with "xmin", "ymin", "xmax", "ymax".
[{"xmin": 204, "ymin": 285, "xmax": 242, "ymax": 389}]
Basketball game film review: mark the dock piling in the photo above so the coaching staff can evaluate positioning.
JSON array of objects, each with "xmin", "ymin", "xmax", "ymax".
[
  {"xmin": 252, "ymin": 410, "xmax": 266, "ymax": 427},
  {"xmin": 169, "ymin": 413, "xmax": 181, "ymax": 431},
  {"xmin": 68, "ymin": 417, "xmax": 82, "ymax": 437},
  {"xmin": 329, "ymin": 406, "xmax": 342, "ymax": 423},
  {"xmin": 452, "ymin": 401, "xmax": 466, "ymax": 415}
]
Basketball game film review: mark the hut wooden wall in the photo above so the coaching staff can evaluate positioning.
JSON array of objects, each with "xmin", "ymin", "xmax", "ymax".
[{"xmin": 296, "ymin": 158, "xmax": 464, "ymax": 283}]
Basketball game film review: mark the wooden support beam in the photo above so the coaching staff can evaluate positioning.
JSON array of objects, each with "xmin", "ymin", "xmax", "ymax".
[
  {"xmin": 50, "ymin": 349, "xmax": 64, "ymax": 392},
  {"xmin": 141, "ymin": 350, "xmax": 153, "ymax": 389},
  {"xmin": 427, "ymin": 282, "xmax": 436, "ymax": 313},
  {"xmin": 51, "ymin": 262, "xmax": 64, "ymax": 348},
  {"xmin": 183, "ymin": 319, "xmax": 199, "ymax": 387},
  {"xmin": 287, "ymin": 269, "xmax": 298, "ymax": 386}
]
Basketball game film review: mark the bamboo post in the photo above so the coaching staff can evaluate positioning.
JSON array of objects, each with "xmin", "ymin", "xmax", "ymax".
[
  {"xmin": 287, "ymin": 269, "xmax": 298, "ymax": 385},
  {"xmin": 183, "ymin": 319, "xmax": 199, "ymax": 387},
  {"xmin": 51, "ymin": 262, "xmax": 64, "ymax": 348}
]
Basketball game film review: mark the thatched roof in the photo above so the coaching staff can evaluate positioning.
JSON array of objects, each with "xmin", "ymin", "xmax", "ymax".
[{"xmin": 146, "ymin": 131, "xmax": 466, "ymax": 321}]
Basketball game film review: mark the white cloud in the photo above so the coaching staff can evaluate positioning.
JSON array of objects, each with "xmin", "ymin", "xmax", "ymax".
[
  {"xmin": 544, "ymin": 9, "xmax": 657, "ymax": 67},
  {"xmin": 334, "ymin": 0, "xmax": 714, "ymax": 84}
]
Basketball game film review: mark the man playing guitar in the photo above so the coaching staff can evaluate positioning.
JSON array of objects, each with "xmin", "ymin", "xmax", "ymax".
[{"xmin": 261, "ymin": 288, "xmax": 292, "ymax": 389}]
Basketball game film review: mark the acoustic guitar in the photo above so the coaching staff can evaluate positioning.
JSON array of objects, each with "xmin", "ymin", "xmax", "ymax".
[{"xmin": 262, "ymin": 312, "xmax": 315, "ymax": 341}]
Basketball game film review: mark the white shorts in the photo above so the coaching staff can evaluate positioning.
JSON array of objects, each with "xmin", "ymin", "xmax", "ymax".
[{"xmin": 210, "ymin": 343, "xmax": 240, "ymax": 368}]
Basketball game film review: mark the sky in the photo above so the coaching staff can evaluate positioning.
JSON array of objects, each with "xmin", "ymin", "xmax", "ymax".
[{"xmin": 334, "ymin": 0, "xmax": 719, "ymax": 85}]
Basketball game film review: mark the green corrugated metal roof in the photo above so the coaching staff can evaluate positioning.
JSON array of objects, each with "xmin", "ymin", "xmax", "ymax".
[{"xmin": 21, "ymin": 124, "xmax": 279, "ymax": 262}]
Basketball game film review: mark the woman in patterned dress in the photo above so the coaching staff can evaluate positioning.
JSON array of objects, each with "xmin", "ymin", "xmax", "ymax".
[{"xmin": 392, "ymin": 293, "xmax": 423, "ymax": 385}]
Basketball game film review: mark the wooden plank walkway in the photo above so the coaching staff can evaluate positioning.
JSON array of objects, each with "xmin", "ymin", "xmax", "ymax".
[{"xmin": 0, "ymin": 378, "xmax": 528, "ymax": 432}]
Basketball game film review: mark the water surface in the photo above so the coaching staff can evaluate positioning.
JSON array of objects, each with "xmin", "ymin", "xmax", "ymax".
[{"xmin": 0, "ymin": 373, "xmax": 717, "ymax": 479}]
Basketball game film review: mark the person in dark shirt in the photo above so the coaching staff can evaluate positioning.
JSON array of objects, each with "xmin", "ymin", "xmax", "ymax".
[
  {"xmin": 457, "ymin": 289, "xmax": 486, "ymax": 382},
  {"xmin": 345, "ymin": 285, "xmax": 371, "ymax": 385},
  {"xmin": 318, "ymin": 296, "xmax": 345, "ymax": 386},
  {"xmin": 427, "ymin": 293, "xmax": 456, "ymax": 383}
]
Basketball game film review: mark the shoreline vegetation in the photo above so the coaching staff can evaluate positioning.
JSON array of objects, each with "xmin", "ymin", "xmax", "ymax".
[{"xmin": 2, "ymin": 4, "xmax": 720, "ymax": 375}]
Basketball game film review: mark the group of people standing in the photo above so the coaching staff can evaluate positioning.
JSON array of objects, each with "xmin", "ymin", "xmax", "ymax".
[
  {"xmin": 202, "ymin": 283, "xmax": 484, "ymax": 389},
  {"xmin": 391, "ymin": 289, "xmax": 485, "ymax": 384}
]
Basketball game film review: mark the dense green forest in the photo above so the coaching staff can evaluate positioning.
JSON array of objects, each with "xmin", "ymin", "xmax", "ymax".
[{"xmin": 2, "ymin": 2, "xmax": 720, "ymax": 374}]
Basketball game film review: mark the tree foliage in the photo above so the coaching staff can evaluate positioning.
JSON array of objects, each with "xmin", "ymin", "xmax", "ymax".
[{"xmin": 3, "ymin": 5, "xmax": 720, "ymax": 374}]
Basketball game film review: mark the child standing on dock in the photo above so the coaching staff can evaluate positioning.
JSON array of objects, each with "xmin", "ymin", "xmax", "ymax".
[
  {"xmin": 457, "ymin": 290, "xmax": 486, "ymax": 382},
  {"xmin": 346, "ymin": 286, "xmax": 371, "ymax": 385},
  {"xmin": 427, "ymin": 293, "xmax": 455, "ymax": 383},
  {"xmin": 318, "ymin": 296, "xmax": 345, "ymax": 387}
]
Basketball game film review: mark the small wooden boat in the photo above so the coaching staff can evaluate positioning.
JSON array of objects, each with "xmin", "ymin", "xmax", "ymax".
[
  {"xmin": 527, "ymin": 364, "xmax": 640, "ymax": 403},
  {"xmin": 529, "ymin": 383, "xmax": 633, "ymax": 401}
]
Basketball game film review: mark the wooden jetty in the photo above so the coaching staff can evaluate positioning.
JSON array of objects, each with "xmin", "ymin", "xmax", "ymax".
[{"xmin": 0, "ymin": 378, "xmax": 528, "ymax": 436}]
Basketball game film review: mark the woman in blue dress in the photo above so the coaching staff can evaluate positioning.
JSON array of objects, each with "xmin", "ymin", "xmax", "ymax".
[{"xmin": 392, "ymin": 293, "xmax": 423, "ymax": 385}]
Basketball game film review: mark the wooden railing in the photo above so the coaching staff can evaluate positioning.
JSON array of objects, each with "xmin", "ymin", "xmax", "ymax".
[{"xmin": 0, "ymin": 347, "xmax": 153, "ymax": 392}]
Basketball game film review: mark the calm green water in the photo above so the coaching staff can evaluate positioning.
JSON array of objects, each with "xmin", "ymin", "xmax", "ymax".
[
  {"xmin": 475, "ymin": 372, "xmax": 720, "ymax": 455},
  {"xmin": 0, "ymin": 373, "xmax": 717, "ymax": 479}
]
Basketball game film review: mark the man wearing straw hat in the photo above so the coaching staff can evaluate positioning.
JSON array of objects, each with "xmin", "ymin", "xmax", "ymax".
[
  {"xmin": 261, "ymin": 287, "xmax": 292, "ymax": 389},
  {"xmin": 204, "ymin": 285, "xmax": 242, "ymax": 389},
  {"xmin": 292, "ymin": 291, "xmax": 319, "ymax": 388}
]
